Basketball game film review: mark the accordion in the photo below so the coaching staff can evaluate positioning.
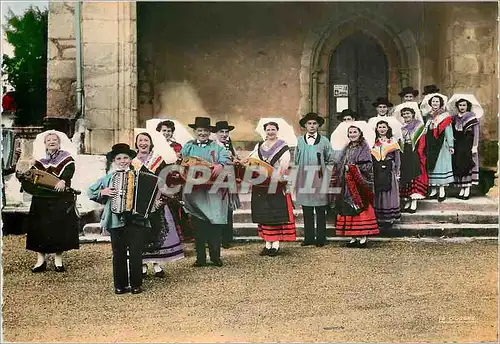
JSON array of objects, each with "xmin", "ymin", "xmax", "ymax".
[
  {"xmin": 110, "ymin": 166, "xmax": 160, "ymax": 218},
  {"xmin": 17, "ymin": 169, "xmax": 81, "ymax": 196}
]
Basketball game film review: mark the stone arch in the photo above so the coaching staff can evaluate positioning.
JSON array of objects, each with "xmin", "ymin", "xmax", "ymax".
[{"xmin": 298, "ymin": 10, "xmax": 421, "ymax": 130}]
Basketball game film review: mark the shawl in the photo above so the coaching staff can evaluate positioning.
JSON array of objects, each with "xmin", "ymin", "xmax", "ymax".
[{"xmin": 34, "ymin": 150, "xmax": 74, "ymax": 178}]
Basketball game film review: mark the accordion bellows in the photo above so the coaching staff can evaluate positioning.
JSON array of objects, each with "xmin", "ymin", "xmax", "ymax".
[{"xmin": 110, "ymin": 167, "xmax": 160, "ymax": 218}]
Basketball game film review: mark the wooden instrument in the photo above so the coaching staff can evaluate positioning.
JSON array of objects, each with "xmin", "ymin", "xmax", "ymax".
[
  {"xmin": 17, "ymin": 169, "xmax": 81, "ymax": 195},
  {"xmin": 237, "ymin": 157, "xmax": 283, "ymax": 186},
  {"xmin": 110, "ymin": 166, "xmax": 160, "ymax": 218}
]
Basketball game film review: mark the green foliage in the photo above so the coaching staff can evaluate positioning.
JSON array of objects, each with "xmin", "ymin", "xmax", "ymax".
[{"xmin": 2, "ymin": 6, "xmax": 48, "ymax": 126}]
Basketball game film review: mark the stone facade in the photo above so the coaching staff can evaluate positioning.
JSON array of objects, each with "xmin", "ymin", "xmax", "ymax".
[
  {"xmin": 46, "ymin": 1, "xmax": 498, "ymax": 166},
  {"xmin": 47, "ymin": 1, "xmax": 137, "ymax": 154}
]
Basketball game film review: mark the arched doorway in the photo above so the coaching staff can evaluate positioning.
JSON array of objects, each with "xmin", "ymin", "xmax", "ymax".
[{"xmin": 328, "ymin": 32, "xmax": 388, "ymax": 133}]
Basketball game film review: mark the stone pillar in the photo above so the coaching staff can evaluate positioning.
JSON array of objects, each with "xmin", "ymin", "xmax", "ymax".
[
  {"xmin": 46, "ymin": 1, "xmax": 77, "ymax": 125},
  {"xmin": 82, "ymin": 1, "xmax": 137, "ymax": 154}
]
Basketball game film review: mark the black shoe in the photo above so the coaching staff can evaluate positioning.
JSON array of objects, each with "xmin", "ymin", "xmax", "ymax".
[
  {"xmin": 192, "ymin": 261, "xmax": 207, "ymax": 267},
  {"xmin": 428, "ymin": 193, "xmax": 438, "ymax": 199},
  {"xmin": 114, "ymin": 287, "xmax": 130, "ymax": 295},
  {"xmin": 154, "ymin": 270, "xmax": 166, "ymax": 278},
  {"xmin": 315, "ymin": 241, "xmax": 326, "ymax": 247},
  {"xmin": 131, "ymin": 287, "xmax": 142, "ymax": 294},
  {"xmin": 210, "ymin": 260, "xmax": 223, "ymax": 267},
  {"xmin": 462, "ymin": 195, "xmax": 470, "ymax": 200},
  {"xmin": 31, "ymin": 261, "xmax": 47, "ymax": 273},
  {"xmin": 259, "ymin": 247, "xmax": 270, "ymax": 256},
  {"xmin": 345, "ymin": 241, "xmax": 358, "ymax": 248},
  {"xmin": 407, "ymin": 208, "xmax": 417, "ymax": 214},
  {"xmin": 438, "ymin": 195, "xmax": 446, "ymax": 202},
  {"xmin": 221, "ymin": 243, "xmax": 231, "ymax": 249},
  {"xmin": 268, "ymin": 248, "xmax": 280, "ymax": 257},
  {"xmin": 301, "ymin": 241, "xmax": 314, "ymax": 247},
  {"xmin": 55, "ymin": 265, "xmax": 66, "ymax": 272}
]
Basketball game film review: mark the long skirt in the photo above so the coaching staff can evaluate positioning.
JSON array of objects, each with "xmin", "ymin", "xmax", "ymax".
[
  {"xmin": 252, "ymin": 186, "xmax": 296, "ymax": 242},
  {"xmin": 453, "ymin": 130, "xmax": 479, "ymax": 187},
  {"xmin": 373, "ymin": 162, "xmax": 401, "ymax": 224},
  {"xmin": 426, "ymin": 131, "xmax": 454, "ymax": 186},
  {"xmin": 400, "ymin": 144, "xmax": 427, "ymax": 200},
  {"xmin": 27, "ymin": 195, "xmax": 80, "ymax": 253},
  {"xmin": 142, "ymin": 204, "xmax": 184, "ymax": 263},
  {"xmin": 336, "ymin": 204, "xmax": 379, "ymax": 236}
]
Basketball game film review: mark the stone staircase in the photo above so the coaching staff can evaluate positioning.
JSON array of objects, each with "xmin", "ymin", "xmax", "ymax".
[{"xmin": 79, "ymin": 189, "xmax": 498, "ymax": 243}]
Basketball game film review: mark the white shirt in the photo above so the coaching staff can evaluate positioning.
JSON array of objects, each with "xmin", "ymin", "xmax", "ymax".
[{"xmin": 306, "ymin": 132, "xmax": 318, "ymax": 145}]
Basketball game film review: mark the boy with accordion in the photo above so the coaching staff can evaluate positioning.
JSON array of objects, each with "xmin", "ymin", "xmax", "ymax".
[{"xmin": 88, "ymin": 143, "xmax": 157, "ymax": 295}]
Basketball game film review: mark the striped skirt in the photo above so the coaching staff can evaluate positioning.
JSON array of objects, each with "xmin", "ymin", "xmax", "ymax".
[
  {"xmin": 256, "ymin": 193, "xmax": 296, "ymax": 242},
  {"xmin": 335, "ymin": 204, "xmax": 380, "ymax": 236}
]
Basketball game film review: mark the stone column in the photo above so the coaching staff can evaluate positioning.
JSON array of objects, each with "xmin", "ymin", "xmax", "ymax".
[{"xmin": 81, "ymin": 1, "xmax": 137, "ymax": 154}]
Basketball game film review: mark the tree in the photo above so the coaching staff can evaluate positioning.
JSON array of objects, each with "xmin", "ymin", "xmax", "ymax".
[{"xmin": 2, "ymin": 6, "xmax": 48, "ymax": 126}]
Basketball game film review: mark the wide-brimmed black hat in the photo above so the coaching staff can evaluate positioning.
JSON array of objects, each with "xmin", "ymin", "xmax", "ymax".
[
  {"xmin": 214, "ymin": 120, "xmax": 235, "ymax": 132},
  {"xmin": 398, "ymin": 86, "xmax": 419, "ymax": 98},
  {"xmin": 299, "ymin": 112, "xmax": 325, "ymax": 127},
  {"xmin": 337, "ymin": 109, "xmax": 358, "ymax": 120},
  {"xmin": 188, "ymin": 117, "xmax": 215, "ymax": 130},
  {"xmin": 106, "ymin": 143, "xmax": 137, "ymax": 161},
  {"xmin": 372, "ymin": 97, "xmax": 393, "ymax": 107},
  {"xmin": 422, "ymin": 84, "xmax": 440, "ymax": 95}
]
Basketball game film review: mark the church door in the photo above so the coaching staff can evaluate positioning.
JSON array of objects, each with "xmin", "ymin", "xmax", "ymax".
[{"xmin": 328, "ymin": 32, "xmax": 388, "ymax": 133}]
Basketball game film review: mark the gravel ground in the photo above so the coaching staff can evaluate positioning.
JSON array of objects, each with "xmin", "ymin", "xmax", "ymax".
[{"xmin": 2, "ymin": 235, "xmax": 498, "ymax": 343}]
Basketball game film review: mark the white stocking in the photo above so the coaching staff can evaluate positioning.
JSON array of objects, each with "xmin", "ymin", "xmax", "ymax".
[
  {"xmin": 429, "ymin": 187, "xmax": 437, "ymax": 197},
  {"xmin": 359, "ymin": 236, "xmax": 367, "ymax": 244},
  {"xmin": 35, "ymin": 252, "xmax": 46, "ymax": 267},
  {"xmin": 153, "ymin": 262, "xmax": 163, "ymax": 273},
  {"xmin": 271, "ymin": 241, "xmax": 280, "ymax": 250},
  {"xmin": 439, "ymin": 186, "xmax": 445, "ymax": 198},
  {"xmin": 404, "ymin": 201, "xmax": 411, "ymax": 209},
  {"xmin": 410, "ymin": 200, "xmax": 417, "ymax": 211},
  {"xmin": 265, "ymin": 241, "xmax": 272, "ymax": 249},
  {"xmin": 54, "ymin": 252, "xmax": 63, "ymax": 267},
  {"xmin": 464, "ymin": 187, "xmax": 471, "ymax": 198},
  {"xmin": 142, "ymin": 263, "xmax": 148, "ymax": 274},
  {"xmin": 459, "ymin": 188, "xmax": 465, "ymax": 196}
]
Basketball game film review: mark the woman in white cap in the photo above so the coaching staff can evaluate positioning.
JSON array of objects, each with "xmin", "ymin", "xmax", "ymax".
[
  {"xmin": 16, "ymin": 130, "xmax": 79, "ymax": 272},
  {"xmin": 448, "ymin": 96, "xmax": 482, "ymax": 200},
  {"xmin": 420, "ymin": 93, "xmax": 454, "ymax": 202},
  {"xmin": 332, "ymin": 121, "xmax": 379, "ymax": 248}
]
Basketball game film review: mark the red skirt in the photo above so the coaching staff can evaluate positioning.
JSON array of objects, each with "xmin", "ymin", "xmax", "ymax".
[
  {"xmin": 257, "ymin": 193, "xmax": 296, "ymax": 242},
  {"xmin": 335, "ymin": 204, "xmax": 380, "ymax": 236}
]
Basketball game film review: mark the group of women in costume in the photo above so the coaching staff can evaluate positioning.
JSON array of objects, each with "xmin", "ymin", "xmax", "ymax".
[{"xmin": 17, "ymin": 84, "xmax": 482, "ymax": 294}]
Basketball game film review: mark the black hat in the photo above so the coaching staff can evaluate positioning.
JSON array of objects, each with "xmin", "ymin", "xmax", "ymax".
[
  {"xmin": 372, "ymin": 97, "xmax": 393, "ymax": 107},
  {"xmin": 106, "ymin": 143, "xmax": 137, "ymax": 161},
  {"xmin": 214, "ymin": 120, "xmax": 235, "ymax": 132},
  {"xmin": 299, "ymin": 112, "xmax": 325, "ymax": 127},
  {"xmin": 188, "ymin": 117, "xmax": 215, "ymax": 130},
  {"xmin": 337, "ymin": 109, "xmax": 358, "ymax": 120},
  {"xmin": 422, "ymin": 84, "xmax": 440, "ymax": 95},
  {"xmin": 398, "ymin": 86, "xmax": 419, "ymax": 98}
]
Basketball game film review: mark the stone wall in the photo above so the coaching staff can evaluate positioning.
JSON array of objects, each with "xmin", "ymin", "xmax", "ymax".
[
  {"xmin": 136, "ymin": 2, "xmax": 498, "ymax": 158},
  {"xmin": 46, "ymin": 2, "xmax": 76, "ymax": 119},
  {"xmin": 438, "ymin": 2, "xmax": 498, "ymax": 167}
]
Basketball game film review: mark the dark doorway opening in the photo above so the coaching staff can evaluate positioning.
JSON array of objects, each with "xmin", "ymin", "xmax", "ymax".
[{"xmin": 328, "ymin": 32, "xmax": 388, "ymax": 133}]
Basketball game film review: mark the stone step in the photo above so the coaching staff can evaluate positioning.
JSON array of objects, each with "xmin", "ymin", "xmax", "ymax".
[
  {"xmin": 232, "ymin": 209, "xmax": 498, "ymax": 224},
  {"xmin": 235, "ymin": 195, "xmax": 497, "ymax": 211},
  {"xmin": 81, "ymin": 222, "xmax": 498, "ymax": 240}
]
